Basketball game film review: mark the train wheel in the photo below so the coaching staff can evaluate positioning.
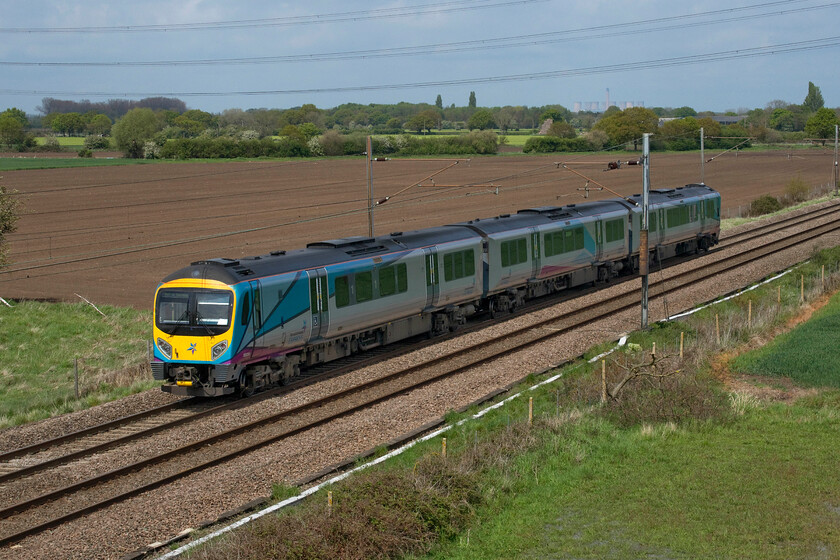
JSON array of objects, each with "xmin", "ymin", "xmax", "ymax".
[{"xmin": 238, "ymin": 374, "xmax": 255, "ymax": 398}]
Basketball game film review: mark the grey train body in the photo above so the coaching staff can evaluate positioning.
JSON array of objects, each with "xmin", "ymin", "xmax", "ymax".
[{"xmin": 153, "ymin": 184, "xmax": 720, "ymax": 396}]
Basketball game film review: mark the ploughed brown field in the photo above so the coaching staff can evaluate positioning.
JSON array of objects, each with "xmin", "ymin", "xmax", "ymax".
[{"xmin": 2, "ymin": 150, "xmax": 836, "ymax": 308}]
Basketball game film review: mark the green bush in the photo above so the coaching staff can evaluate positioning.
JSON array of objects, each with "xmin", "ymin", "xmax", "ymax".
[
  {"xmin": 784, "ymin": 176, "xmax": 810, "ymax": 203},
  {"xmin": 664, "ymin": 137, "xmax": 699, "ymax": 151},
  {"xmin": 159, "ymin": 137, "xmax": 310, "ymax": 159},
  {"xmin": 750, "ymin": 195, "xmax": 782, "ymax": 216},
  {"xmin": 77, "ymin": 147, "xmax": 93, "ymax": 158},
  {"xmin": 83, "ymin": 135, "xmax": 111, "ymax": 150},
  {"xmin": 522, "ymin": 136, "xmax": 589, "ymax": 153}
]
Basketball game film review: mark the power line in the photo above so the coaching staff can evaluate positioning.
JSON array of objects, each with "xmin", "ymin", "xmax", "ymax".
[
  {"xmin": 1, "ymin": 1, "xmax": 831, "ymax": 67},
  {"xmin": 3, "ymin": 36, "xmax": 838, "ymax": 98},
  {"xmin": 0, "ymin": 0, "xmax": 543, "ymax": 33}
]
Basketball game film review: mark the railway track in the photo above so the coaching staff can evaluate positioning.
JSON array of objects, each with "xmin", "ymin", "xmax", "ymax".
[
  {"xmin": 718, "ymin": 199, "xmax": 840, "ymax": 247},
  {"xmin": 1, "ymin": 201, "xmax": 837, "ymax": 548}
]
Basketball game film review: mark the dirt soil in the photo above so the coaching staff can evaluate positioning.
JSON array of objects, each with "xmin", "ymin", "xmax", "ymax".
[{"xmin": 2, "ymin": 150, "xmax": 836, "ymax": 308}]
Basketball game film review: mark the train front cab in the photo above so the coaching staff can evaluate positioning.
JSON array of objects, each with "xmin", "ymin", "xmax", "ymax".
[{"xmin": 151, "ymin": 278, "xmax": 239, "ymax": 397}]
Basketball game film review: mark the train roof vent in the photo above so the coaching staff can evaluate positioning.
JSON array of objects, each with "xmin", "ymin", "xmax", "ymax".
[
  {"xmin": 270, "ymin": 250, "xmax": 286, "ymax": 256},
  {"xmin": 234, "ymin": 267, "xmax": 255, "ymax": 276},
  {"xmin": 517, "ymin": 206, "xmax": 562, "ymax": 215},
  {"xmin": 307, "ymin": 236, "xmax": 375, "ymax": 249},
  {"xmin": 190, "ymin": 258, "xmax": 240, "ymax": 267},
  {"xmin": 548, "ymin": 212, "xmax": 573, "ymax": 220},
  {"xmin": 345, "ymin": 245, "xmax": 388, "ymax": 256}
]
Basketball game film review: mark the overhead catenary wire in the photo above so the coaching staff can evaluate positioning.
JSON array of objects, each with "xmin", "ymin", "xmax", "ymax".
[
  {"xmin": 705, "ymin": 138, "xmax": 754, "ymax": 162},
  {"xmin": 0, "ymin": 0, "xmax": 542, "ymax": 33},
  {"xmin": 4, "ymin": 35, "xmax": 840, "ymax": 98},
  {"xmin": 1, "ymin": 1, "xmax": 832, "ymax": 66}
]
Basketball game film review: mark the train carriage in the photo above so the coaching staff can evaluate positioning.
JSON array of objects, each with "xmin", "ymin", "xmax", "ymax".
[
  {"xmin": 628, "ymin": 184, "xmax": 720, "ymax": 261},
  {"xmin": 152, "ymin": 184, "xmax": 720, "ymax": 397}
]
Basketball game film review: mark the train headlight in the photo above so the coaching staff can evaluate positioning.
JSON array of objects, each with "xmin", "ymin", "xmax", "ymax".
[
  {"xmin": 211, "ymin": 340, "xmax": 228, "ymax": 360},
  {"xmin": 157, "ymin": 338, "xmax": 173, "ymax": 360}
]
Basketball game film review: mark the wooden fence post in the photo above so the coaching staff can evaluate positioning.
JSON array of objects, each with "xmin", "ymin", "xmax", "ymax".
[
  {"xmin": 600, "ymin": 360, "xmax": 608, "ymax": 403},
  {"xmin": 528, "ymin": 397, "xmax": 533, "ymax": 426},
  {"xmin": 748, "ymin": 300, "xmax": 752, "ymax": 328}
]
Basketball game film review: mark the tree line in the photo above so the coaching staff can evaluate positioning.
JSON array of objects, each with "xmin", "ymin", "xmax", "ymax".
[{"xmin": 1, "ymin": 82, "xmax": 838, "ymax": 157}]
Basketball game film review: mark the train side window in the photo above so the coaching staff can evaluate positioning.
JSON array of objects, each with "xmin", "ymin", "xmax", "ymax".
[
  {"xmin": 544, "ymin": 231, "xmax": 560, "ymax": 257},
  {"xmin": 501, "ymin": 238, "xmax": 528, "ymax": 267},
  {"xmin": 444, "ymin": 252, "xmax": 455, "ymax": 281},
  {"xmin": 444, "ymin": 250, "xmax": 473, "ymax": 281},
  {"xmin": 379, "ymin": 264, "xmax": 407, "ymax": 297},
  {"xmin": 253, "ymin": 288, "xmax": 262, "ymax": 329},
  {"xmin": 650, "ymin": 213, "xmax": 657, "ymax": 232},
  {"xmin": 563, "ymin": 229, "xmax": 574, "ymax": 253},
  {"xmin": 240, "ymin": 292, "xmax": 250, "ymax": 326},
  {"xmin": 397, "ymin": 263, "xmax": 408, "ymax": 292},
  {"xmin": 667, "ymin": 206, "xmax": 690, "ymax": 227},
  {"xmin": 356, "ymin": 271, "xmax": 373, "ymax": 303},
  {"xmin": 605, "ymin": 218, "xmax": 624, "ymax": 242},
  {"xmin": 464, "ymin": 249, "xmax": 475, "ymax": 276},
  {"xmin": 335, "ymin": 276, "xmax": 350, "ymax": 308},
  {"xmin": 574, "ymin": 227, "xmax": 584, "ymax": 250},
  {"xmin": 706, "ymin": 199, "xmax": 717, "ymax": 219},
  {"xmin": 379, "ymin": 266, "xmax": 396, "ymax": 296}
]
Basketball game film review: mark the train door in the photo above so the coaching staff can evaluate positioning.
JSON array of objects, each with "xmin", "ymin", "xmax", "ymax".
[
  {"xmin": 424, "ymin": 248, "xmax": 439, "ymax": 309},
  {"xmin": 307, "ymin": 268, "xmax": 329, "ymax": 339},
  {"xmin": 594, "ymin": 220, "xmax": 604, "ymax": 261},
  {"xmin": 243, "ymin": 279, "xmax": 263, "ymax": 357},
  {"xmin": 650, "ymin": 207, "xmax": 665, "ymax": 246},
  {"xmin": 531, "ymin": 229, "xmax": 541, "ymax": 278}
]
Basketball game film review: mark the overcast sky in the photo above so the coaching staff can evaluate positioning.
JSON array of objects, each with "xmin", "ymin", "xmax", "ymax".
[{"xmin": 2, "ymin": 0, "xmax": 839, "ymax": 115}]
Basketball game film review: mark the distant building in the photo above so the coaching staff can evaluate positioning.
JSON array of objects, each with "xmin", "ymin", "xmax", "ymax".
[
  {"xmin": 658, "ymin": 115, "xmax": 747, "ymax": 127},
  {"xmin": 538, "ymin": 118, "xmax": 553, "ymax": 135},
  {"xmin": 706, "ymin": 115, "xmax": 747, "ymax": 126}
]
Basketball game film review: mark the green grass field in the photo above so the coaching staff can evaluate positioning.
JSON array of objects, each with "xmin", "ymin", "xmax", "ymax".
[
  {"xmin": 731, "ymin": 288, "xmax": 840, "ymax": 387},
  {"xmin": 415, "ymin": 400, "xmax": 840, "ymax": 559},
  {"xmin": 0, "ymin": 301, "xmax": 155, "ymax": 428},
  {"xmin": 34, "ymin": 136, "xmax": 85, "ymax": 147},
  {"xmin": 499, "ymin": 134, "xmax": 535, "ymax": 147},
  {"xmin": 0, "ymin": 157, "xmax": 152, "ymax": 171}
]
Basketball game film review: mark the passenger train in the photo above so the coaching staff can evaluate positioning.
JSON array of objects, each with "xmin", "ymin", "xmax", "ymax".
[{"xmin": 151, "ymin": 183, "xmax": 720, "ymax": 397}]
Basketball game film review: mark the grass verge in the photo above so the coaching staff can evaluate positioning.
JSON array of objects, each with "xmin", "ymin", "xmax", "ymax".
[{"xmin": 0, "ymin": 300, "xmax": 156, "ymax": 428}]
